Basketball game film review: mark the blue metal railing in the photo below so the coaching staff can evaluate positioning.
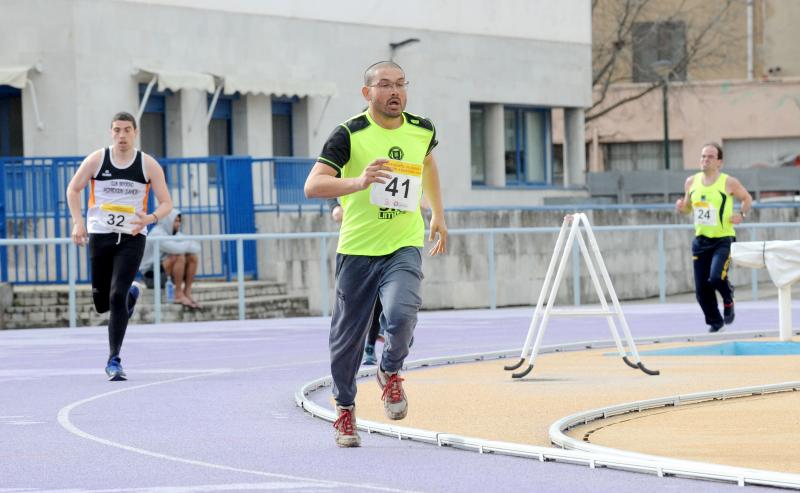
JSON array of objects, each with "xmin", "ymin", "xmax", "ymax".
[
  {"xmin": 5, "ymin": 221, "xmax": 798, "ymax": 328},
  {"xmin": 252, "ymin": 156, "xmax": 325, "ymax": 213},
  {"xmin": 1, "ymin": 156, "xmax": 88, "ymax": 283},
  {"xmin": 4, "ymin": 152, "xmax": 797, "ymax": 285},
  {"xmin": 0, "ymin": 155, "xmax": 322, "ymax": 283}
]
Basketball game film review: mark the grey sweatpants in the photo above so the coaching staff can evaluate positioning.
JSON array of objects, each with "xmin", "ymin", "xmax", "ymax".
[{"xmin": 330, "ymin": 246, "xmax": 423, "ymax": 407}]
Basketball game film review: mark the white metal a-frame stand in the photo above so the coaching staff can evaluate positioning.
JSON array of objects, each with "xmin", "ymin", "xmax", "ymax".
[{"xmin": 504, "ymin": 213, "xmax": 659, "ymax": 378}]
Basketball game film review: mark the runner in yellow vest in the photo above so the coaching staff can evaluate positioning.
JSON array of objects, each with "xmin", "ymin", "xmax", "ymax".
[
  {"xmin": 305, "ymin": 61, "xmax": 447, "ymax": 447},
  {"xmin": 675, "ymin": 143, "xmax": 753, "ymax": 332}
]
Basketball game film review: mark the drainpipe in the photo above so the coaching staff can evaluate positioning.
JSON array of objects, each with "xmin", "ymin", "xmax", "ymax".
[
  {"xmin": 205, "ymin": 81, "xmax": 224, "ymax": 126},
  {"xmin": 136, "ymin": 75, "xmax": 157, "ymax": 123}
]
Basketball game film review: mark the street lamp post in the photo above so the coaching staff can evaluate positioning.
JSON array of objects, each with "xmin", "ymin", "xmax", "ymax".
[
  {"xmin": 661, "ymin": 80, "xmax": 670, "ymax": 170},
  {"xmin": 652, "ymin": 60, "xmax": 673, "ymax": 170}
]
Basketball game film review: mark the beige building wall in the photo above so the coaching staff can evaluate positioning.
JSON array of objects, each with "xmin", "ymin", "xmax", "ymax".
[
  {"xmin": 761, "ymin": 0, "xmax": 800, "ymax": 77},
  {"xmin": 592, "ymin": 0, "xmax": 751, "ymax": 83},
  {"xmin": 585, "ymin": 0, "xmax": 800, "ymax": 177},
  {"xmin": 584, "ymin": 77, "xmax": 800, "ymax": 171},
  {"xmin": 592, "ymin": 0, "xmax": 800, "ymax": 84}
]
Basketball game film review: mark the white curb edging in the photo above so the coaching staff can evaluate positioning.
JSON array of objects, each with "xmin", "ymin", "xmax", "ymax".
[{"xmin": 295, "ymin": 329, "xmax": 800, "ymax": 489}]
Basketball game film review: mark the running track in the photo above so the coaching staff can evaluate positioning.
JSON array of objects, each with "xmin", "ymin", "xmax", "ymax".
[{"xmin": 1, "ymin": 300, "xmax": 796, "ymax": 492}]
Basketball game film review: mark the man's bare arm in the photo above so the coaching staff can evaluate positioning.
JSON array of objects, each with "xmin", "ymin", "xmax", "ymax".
[
  {"xmin": 422, "ymin": 153, "xmax": 447, "ymax": 256},
  {"xmin": 304, "ymin": 160, "xmax": 392, "ymax": 199},
  {"xmin": 66, "ymin": 150, "xmax": 103, "ymax": 245}
]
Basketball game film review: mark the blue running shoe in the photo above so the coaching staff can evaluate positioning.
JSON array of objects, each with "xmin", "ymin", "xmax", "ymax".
[
  {"xmin": 105, "ymin": 356, "xmax": 127, "ymax": 381},
  {"xmin": 362, "ymin": 344, "xmax": 377, "ymax": 366},
  {"xmin": 127, "ymin": 281, "xmax": 143, "ymax": 319}
]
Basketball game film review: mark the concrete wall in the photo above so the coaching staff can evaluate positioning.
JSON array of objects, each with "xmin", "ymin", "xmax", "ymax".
[
  {"xmin": 0, "ymin": 0, "xmax": 592, "ymax": 208},
  {"xmin": 762, "ymin": 0, "xmax": 800, "ymax": 77},
  {"xmin": 119, "ymin": 0, "xmax": 593, "ymax": 45},
  {"xmin": 0, "ymin": 283, "xmax": 12, "ymax": 328},
  {"xmin": 254, "ymin": 207, "xmax": 800, "ymax": 315}
]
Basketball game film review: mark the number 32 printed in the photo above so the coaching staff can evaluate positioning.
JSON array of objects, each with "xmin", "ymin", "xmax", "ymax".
[{"xmin": 106, "ymin": 214, "xmax": 126, "ymax": 227}]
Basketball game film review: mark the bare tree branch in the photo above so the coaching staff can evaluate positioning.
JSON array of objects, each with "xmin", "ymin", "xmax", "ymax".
[
  {"xmin": 591, "ymin": 0, "xmax": 652, "ymax": 111},
  {"xmin": 588, "ymin": 0, "xmax": 742, "ymax": 122},
  {"xmin": 587, "ymin": 83, "xmax": 661, "ymax": 122}
]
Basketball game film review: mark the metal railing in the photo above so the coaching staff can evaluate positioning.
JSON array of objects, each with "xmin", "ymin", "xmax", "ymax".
[
  {"xmin": 0, "ymin": 155, "xmax": 323, "ymax": 284},
  {"xmin": 251, "ymin": 157, "xmax": 319, "ymax": 207},
  {"xmin": 3, "ymin": 221, "xmax": 797, "ymax": 328},
  {"xmin": 588, "ymin": 168, "xmax": 800, "ymax": 203}
]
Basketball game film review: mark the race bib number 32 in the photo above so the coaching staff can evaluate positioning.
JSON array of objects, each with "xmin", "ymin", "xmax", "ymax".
[
  {"xmin": 100, "ymin": 203, "xmax": 136, "ymax": 234},
  {"xmin": 369, "ymin": 160, "xmax": 423, "ymax": 212}
]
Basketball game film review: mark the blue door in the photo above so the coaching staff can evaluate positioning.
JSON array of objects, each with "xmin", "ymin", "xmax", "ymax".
[
  {"xmin": 0, "ymin": 158, "xmax": 6, "ymax": 281},
  {"xmin": 221, "ymin": 156, "xmax": 257, "ymax": 280}
]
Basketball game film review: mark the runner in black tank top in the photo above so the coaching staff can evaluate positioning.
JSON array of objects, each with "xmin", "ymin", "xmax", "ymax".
[{"xmin": 66, "ymin": 112, "xmax": 173, "ymax": 381}]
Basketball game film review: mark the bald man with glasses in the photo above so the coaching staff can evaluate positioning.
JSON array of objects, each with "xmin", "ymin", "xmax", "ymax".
[{"xmin": 305, "ymin": 61, "xmax": 447, "ymax": 447}]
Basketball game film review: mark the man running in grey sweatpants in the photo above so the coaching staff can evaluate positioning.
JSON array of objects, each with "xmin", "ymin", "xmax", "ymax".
[{"xmin": 304, "ymin": 61, "xmax": 447, "ymax": 447}]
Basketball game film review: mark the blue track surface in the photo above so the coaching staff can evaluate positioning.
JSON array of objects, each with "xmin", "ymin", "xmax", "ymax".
[{"xmin": 1, "ymin": 299, "xmax": 796, "ymax": 492}]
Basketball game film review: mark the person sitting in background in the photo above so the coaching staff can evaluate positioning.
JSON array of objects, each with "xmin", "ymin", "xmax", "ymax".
[{"xmin": 140, "ymin": 208, "xmax": 202, "ymax": 309}]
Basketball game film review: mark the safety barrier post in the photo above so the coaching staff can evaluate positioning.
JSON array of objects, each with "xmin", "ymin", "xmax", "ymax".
[
  {"xmin": 237, "ymin": 237, "xmax": 245, "ymax": 320},
  {"xmin": 320, "ymin": 236, "xmax": 329, "ymax": 317}
]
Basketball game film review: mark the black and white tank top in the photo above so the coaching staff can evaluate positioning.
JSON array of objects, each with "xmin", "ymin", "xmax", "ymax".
[{"xmin": 87, "ymin": 147, "xmax": 150, "ymax": 235}]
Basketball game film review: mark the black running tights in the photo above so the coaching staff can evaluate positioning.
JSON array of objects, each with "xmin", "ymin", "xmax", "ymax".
[{"xmin": 89, "ymin": 233, "xmax": 146, "ymax": 360}]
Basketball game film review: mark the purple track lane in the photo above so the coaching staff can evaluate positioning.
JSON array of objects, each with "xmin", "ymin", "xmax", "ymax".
[{"xmin": 1, "ymin": 299, "xmax": 796, "ymax": 492}]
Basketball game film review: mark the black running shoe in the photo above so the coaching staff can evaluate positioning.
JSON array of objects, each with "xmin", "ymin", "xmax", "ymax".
[
  {"xmin": 362, "ymin": 344, "xmax": 377, "ymax": 366},
  {"xmin": 708, "ymin": 322, "xmax": 724, "ymax": 333},
  {"xmin": 723, "ymin": 302, "xmax": 735, "ymax": 325}
]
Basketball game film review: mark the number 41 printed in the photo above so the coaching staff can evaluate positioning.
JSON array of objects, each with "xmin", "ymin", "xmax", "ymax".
[{"xmin": 369, "ymin": 160, "xmax": 423, "ymax": 213}]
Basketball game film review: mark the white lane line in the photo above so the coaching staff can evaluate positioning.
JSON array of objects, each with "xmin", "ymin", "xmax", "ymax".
[
  {"xmin": 0, "ymin": 369, "xmax": 234, "ymax": 377},
  {"xmin": 0, "ymin": 416, "xmax": 45, "ymax": 425},
  {"xmin": 57, "ymin": 366, "xmax": 417, "ymax": 493},
  {"xmin": 2, "ymin": 480, "xmax": 338, "ymax": 492}
]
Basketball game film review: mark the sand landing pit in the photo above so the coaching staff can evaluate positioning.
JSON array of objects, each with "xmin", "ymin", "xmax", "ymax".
[{"xmin": 354, "ymin": 338, "xmax": 800, "ymax": 473}]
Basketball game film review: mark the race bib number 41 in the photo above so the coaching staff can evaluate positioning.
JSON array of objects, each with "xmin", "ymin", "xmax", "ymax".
[
  {"xmin": 100, "ymin": 203, "xmax": 136, "ymax": 234},
  {"xmin": 369, "ymin": 160, "xmax": 423, "ymax": 212}
]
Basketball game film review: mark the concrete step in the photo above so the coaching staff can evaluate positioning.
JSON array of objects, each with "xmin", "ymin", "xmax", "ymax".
[
  {"xmin": 11, "ymin": 281, "xmax": 287, "ymax": 307},
  {"xmin": 4, "ymin": 293, "xmax": 310, "ymax": 329}
]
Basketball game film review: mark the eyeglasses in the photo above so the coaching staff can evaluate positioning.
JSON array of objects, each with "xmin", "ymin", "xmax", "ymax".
[{"xmin": 367, "ymin": 80, "xmax": 410, "ymax": 91}]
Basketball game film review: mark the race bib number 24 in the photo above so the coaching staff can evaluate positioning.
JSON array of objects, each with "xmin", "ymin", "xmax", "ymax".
[
  {"xmin": 693, "ymin": 201, "xmax": 718, "ymax": 227},
  {"xmin": 369, "ymin": 160, "xmax": 423, "ymax": 212}
]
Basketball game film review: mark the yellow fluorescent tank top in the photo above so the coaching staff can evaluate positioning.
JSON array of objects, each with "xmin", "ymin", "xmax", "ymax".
[
  {"xmin": 689, "ymin": 172, "xmax": 735, "ymax": 238},
  {"xmin": 317, "ymin": 111, "xmax": 438, "ymax": 256}
]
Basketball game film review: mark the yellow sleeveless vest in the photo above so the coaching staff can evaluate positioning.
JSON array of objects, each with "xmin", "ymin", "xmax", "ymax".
[{"xmin": 689, "ymin": 172, "xmax": 735, "ymax": 238}]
